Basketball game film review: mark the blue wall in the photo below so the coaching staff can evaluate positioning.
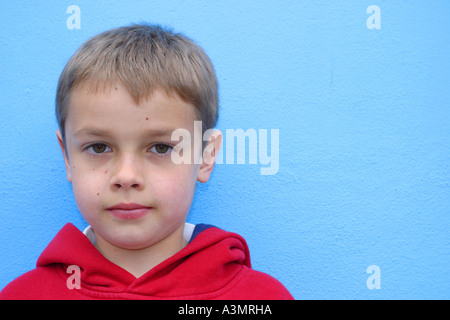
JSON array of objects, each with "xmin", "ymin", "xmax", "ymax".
[{"xmin": 0, "ymin": 1, "xmax": 449, "ymax": 299}]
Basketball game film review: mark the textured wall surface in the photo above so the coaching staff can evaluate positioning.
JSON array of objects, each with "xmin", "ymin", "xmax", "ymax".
[{"xmin": 0, "ymin": 1, "xmax": 449, "ymax": 299}]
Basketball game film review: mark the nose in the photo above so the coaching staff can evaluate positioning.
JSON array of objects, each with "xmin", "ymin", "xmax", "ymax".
[{"xmin": 110, "ymin": 154, "xmax": 145, "ymax": 191}]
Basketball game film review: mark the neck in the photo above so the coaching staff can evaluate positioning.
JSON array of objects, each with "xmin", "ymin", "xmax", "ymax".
[{"xmin": 94, "ymin": 227, "xmax": 187, "ymax": 278}]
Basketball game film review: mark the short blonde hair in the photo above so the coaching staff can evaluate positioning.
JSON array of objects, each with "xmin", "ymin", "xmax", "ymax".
[{"xmin": 56, "ymin": 24, "xmax": 218, "ymax": 142}]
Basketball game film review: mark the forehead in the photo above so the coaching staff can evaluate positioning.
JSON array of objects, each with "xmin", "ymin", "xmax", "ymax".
[{"xmin": 65, "ymin": 83, "xmax": 198, "ymax": 135}]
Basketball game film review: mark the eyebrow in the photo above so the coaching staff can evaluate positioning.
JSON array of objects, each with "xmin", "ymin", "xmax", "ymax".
[
  {"xmin": 74, "ymin": 128, "xmax": 110, "ymax": 138},
  {"xmin": 73, "ymin": 127, "xmax": 177, "ymax": 139}
]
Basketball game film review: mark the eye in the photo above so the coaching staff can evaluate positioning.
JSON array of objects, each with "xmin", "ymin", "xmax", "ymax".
[
  {"xmin": 150, "ymin": 143, "xmax": 172, "ymax": 155},
  {"xmin": 87, "ymin": 143, "xmax": 111, "ymax": 154}
]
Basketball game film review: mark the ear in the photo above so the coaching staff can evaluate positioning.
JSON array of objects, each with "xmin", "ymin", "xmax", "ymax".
[
  {"xmin": 197, "ymin": 130, "xmax": 222, "ymax": 183},
  {"xmin": 56, "ymin": 130, "xmax": 72, "ymax": 182}
]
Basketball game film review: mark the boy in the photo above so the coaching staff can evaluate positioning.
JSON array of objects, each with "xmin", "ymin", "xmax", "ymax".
[{"xmin": 0, "ymin": 24, "xmax": 293, "ymax": 299}]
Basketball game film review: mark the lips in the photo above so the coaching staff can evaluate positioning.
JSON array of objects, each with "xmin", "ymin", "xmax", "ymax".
[{"xmin": 106, "ymin": 203, "xmax": 152, "ymax": 220}]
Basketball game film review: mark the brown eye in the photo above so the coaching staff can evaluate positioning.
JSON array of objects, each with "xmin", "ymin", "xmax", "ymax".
[
  {"xmin": 151, "ymin": 144, "xmax": 172, "ymax": 154},
  {"xmin": 89, "ymin": 143, "xmax": 108, "ymax": 153},
  {"xmin": 155, "ymin": 144, "xmax": 169, "ymax": 153}
]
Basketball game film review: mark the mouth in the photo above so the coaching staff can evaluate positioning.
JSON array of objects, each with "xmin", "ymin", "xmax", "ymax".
[{"xmin": 106, "ymin": 203, "xmax": 153, "ymax": 220}]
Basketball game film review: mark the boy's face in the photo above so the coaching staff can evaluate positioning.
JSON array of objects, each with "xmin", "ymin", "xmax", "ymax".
[{"xmin": 57, "ymin": 83, "xmax": 218, "ymax": 252}]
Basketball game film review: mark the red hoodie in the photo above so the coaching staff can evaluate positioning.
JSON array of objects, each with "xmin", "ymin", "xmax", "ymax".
[{"xmin": 0, "ymin": 223, "xmax": 293, "ymax": 300}]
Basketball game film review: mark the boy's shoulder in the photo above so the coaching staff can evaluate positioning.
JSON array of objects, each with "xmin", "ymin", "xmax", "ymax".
[
  {"xmin": 166, "ymin": 224, "xmax": 294, "ymax": 299},
  {"xmin": 0, "ymin": 264, "xmax": 79, "ymax": 300},
  {"xmin": 222, "ymin": 266, "xmax": 294, "ymax": 300}
]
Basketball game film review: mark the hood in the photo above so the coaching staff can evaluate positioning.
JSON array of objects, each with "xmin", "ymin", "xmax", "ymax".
[{"xmin": 36, "ymin": 223, "xmax": 251, "ymax": 299}]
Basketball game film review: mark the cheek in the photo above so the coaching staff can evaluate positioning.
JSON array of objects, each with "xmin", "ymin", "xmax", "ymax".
[
  {"xmin": 71, "ymin": 168, "xmax": 105, "ymax": 210},
  {"xmin": 154, "ymin": 166, "xmax": 198, "ymax": 208}
]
